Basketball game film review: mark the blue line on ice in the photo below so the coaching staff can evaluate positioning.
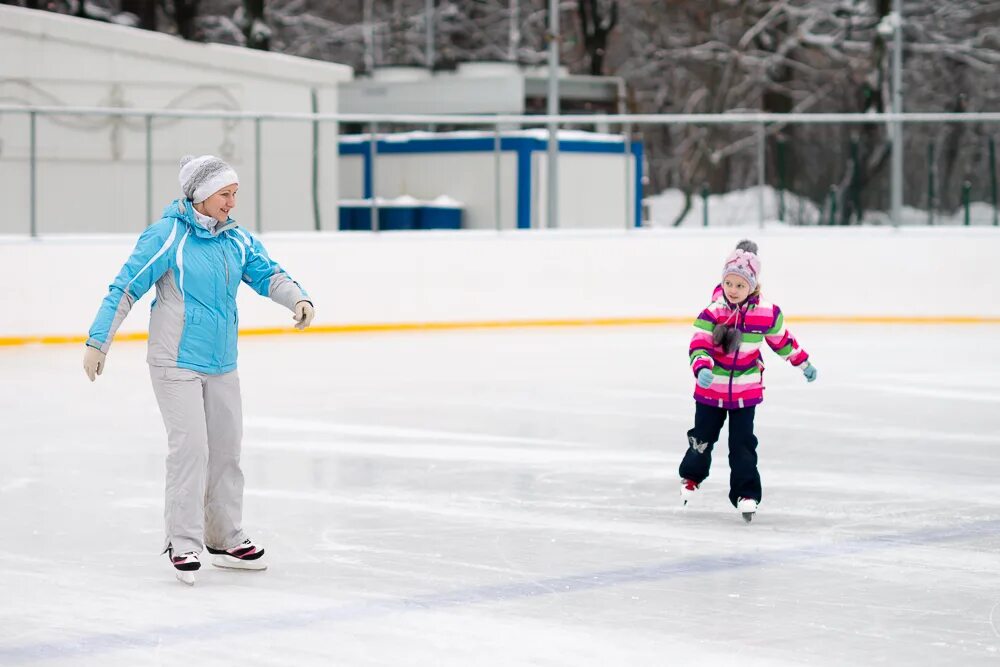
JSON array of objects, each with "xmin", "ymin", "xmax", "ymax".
[{"xmin": 3, "ymin": 519, "xmax": 998, "ymax": 663}]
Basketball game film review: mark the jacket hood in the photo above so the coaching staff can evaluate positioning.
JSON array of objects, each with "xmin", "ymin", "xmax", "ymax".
[{"xmin": 161, "ymin": 198, "xmax": 238, "ymax": 238}]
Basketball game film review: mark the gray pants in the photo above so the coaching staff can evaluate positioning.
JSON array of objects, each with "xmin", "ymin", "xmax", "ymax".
[{"xmin": 149, "ymin": 365, "xmax": 247, "ymax": 555}]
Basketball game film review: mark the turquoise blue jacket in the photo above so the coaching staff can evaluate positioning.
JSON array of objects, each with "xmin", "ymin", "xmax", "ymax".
[{"xmin": 87, "ymin": 199, "xmax": 309, "ymax": 374}]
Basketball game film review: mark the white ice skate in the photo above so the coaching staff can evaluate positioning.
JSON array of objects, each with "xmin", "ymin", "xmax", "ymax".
[
  {"xmin": 737, "ymin": 497, "xmax": 758, "ymax": 523},
  {"xmin": 208, "ymin": 538, "xmax": 267, "ymax": 571},
  {"xmin": 175, "ymin": 570, "xmax": 197, "ymax": 585},
  {"xmin": 168, "ymin": 549, "xmax": 200, "ymax": 586},
  {"xmin": 680, "ymin": 478, "xmax": 699, "ymax": 506}
]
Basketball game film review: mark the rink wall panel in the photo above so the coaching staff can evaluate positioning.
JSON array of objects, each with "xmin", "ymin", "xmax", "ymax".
[{"xmin": 0, "ymin": 227, "xmax": 997, "ymax": 342}]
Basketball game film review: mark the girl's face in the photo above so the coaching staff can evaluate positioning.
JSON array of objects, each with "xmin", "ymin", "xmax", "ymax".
[
  {"xmin": 196, "ymin": 183, "xmax": 238, "ymax": 223},
  {"xmin": 723, "ymin": 274, "xmax": 751, "ymax": 304}
]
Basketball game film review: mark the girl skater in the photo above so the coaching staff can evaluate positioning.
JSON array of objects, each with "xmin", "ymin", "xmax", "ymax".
[{"xmin": 679, "ymin": 240, "xmax": 816, "ymax": 522}]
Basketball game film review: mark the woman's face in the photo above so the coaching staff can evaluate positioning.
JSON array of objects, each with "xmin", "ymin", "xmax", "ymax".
[{"xmin": 197, "ymin": 183, "xmax": 238, "ymax": 223}]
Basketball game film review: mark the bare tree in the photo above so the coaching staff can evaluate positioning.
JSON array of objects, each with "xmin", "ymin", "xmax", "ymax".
[
  {"xmin": 602, "ymin": 0, "xmax": 1000, "ymax": 223},
  {"xmin": 237, "ymin": 0, "xmax": 270, "ymax": 50},
  {"xmin": 385, "ymin": 0, "xmax": 411, "ymax": 64},
  {"xmin": 0, "ymin": 0, "xmax": 42, "ymax": 8},
  {"xmin": 508, "ymin": 0, "xmax": 520, "ymax": 60},
  {"xmin": 121, "ymin": 0, "xmax": 157, "ymax": 29},
  {"xmin": 161, "ymin": 0, "xmax": 200, "ymax": 40},
  {"xmin": 577, "ymin": 0, "xmax": 616, "ymax": 75}
]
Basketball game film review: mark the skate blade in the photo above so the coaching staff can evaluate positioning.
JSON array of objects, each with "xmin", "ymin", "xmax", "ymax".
[
  {"xmin": 741, "ymin": 512, "xmax": 754, "ymax": 524},
  {"xmin": 175, "ymin": 570, "xmax": 196, "ymax": 586},
  {"xmin": 212, "ymin": 554, "xmax": 267, "ymax": 571}
]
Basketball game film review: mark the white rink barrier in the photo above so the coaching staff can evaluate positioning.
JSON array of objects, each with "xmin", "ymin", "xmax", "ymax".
[{"xmin": 1, "ymin": 226, "xmax": 998, "ymax": 345}]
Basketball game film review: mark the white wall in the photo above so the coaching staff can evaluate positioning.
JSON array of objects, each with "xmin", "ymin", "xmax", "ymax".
[
  {"xmin": 339, "ymin": 154, "xmax": 364, "ymax": 202},
  {"xmin": 1, "ymin": 227, "xmax": 996, "ymax": 341},
  {"xmin": 0, "ymin": 5, "xmax": 352, "ymax": 235},
  {"xmin": 338, "ymin": 152, "xmax": 520, "ymax": 230},
  {"xmin": 339, "ymin": 75, "xmax": 525, "ymax": 115},
  {"xmin": 534, "ymin": 152, "xmax": 635, "ymax": 229}
]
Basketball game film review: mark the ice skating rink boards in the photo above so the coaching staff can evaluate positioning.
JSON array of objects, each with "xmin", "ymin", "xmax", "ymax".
[{"xmin": 1, "ymin": 324, "xmax": 999, "ymax": 665}]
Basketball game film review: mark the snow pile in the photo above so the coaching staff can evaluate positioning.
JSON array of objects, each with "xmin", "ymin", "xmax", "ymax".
[
  {"xmin": 645, "ymin": 186, "xmax": 820, "ymax": 227},
  {"xmin": 645, "ymin": 186, "xmax": 999, "ymax": 227}
]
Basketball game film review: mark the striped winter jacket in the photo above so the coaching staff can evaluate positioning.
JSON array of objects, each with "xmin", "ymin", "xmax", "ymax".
[
  {"xmin": 87, "ymin": 199, "xmax": 309, "ymax": 375},
  {"xmin": 689, "ymin": 285, "xmax": 809, "ymax": 409}
]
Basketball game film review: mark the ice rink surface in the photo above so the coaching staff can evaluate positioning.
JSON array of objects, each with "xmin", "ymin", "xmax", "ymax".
[{"xmin": 1, "ymin": 324, "xmax": 999, "ymax": 665}]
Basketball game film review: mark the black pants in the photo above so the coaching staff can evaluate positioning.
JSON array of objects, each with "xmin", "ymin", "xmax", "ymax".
[{"xmin": 679, "ymin": 402, "xmax": 761, "ymax": 507}]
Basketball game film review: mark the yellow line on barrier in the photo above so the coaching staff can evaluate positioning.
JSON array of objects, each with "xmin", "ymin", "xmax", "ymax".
[
  {"xmin": 792, "ymin": 315, "xmax": 1000, "ymax": 324},
  {"xmin": 2, "ymin": 315, "xmax": 999, "ymax": 348}
]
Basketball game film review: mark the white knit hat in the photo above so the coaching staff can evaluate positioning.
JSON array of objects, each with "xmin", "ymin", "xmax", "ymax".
[{"xmin": 178, "ymin": 155, "xmax": 239, "ymax": 203}]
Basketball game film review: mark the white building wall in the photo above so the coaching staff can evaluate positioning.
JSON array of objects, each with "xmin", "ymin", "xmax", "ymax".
[
  {"xmin": 339, "ymin": 75, "xmax": 525, "ymax": 115},
  {"xmin": 533, "ymin": 152, "xmax": 634, "ymax": 229},
  {"xmin": 0, "ymin": 5, "xmax": 352, "ymax": 235},
  {"xmin": 370, "ymin": 152, "xmax": 520, "ymax": 230},
  {"xmin": 339, "ymin": 155, "xmax": 366, "ymax": 203}
]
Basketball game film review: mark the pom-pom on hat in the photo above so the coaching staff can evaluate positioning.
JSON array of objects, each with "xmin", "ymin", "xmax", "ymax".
[
  {"xmin": 178, "ymin": 155, "xmax": 239, "ymax": 204},
  {"xmin": 721, "ymin": 239, "xmax": 761, "ymax": 291}
]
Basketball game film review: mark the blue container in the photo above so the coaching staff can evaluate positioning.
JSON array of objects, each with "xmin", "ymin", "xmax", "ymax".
[
  {"xmin": 338, "ymin": 204, "xmax": 372, "ymax": 230},
  {"xmin": 418, "ymin": 206, "xmax": 463, "ymax": 230},
  {"xmin": 378, "ymin": 205, "xmax": 418, "ymax": 231},
  {"xmin": 353, "ymin": 207, "xmax": 372, "ymax": 230},
  {"xmin": 338, "ymin": 206, "xmax": 355, "ymax": 230}
]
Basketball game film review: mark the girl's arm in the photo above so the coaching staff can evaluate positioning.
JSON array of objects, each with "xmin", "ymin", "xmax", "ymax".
[
  {"xmin": 689, "ymin": 305, "xmax": 717, "ymax": 376},
  {"xmin": 764, "ymin": 305, "xmax": 809, "ymax": 367}
]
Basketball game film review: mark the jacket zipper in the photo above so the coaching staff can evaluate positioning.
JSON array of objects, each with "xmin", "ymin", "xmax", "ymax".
[
  {"xmin": 217, "ymin": 243, "xmax": 229, "ymax": 369},
  {"xmin": 727, "ymin": 353, "xmax": 737, "ymax": 405},
  {"xmin": 728, "ymin": 304, "xmax": 740, "ymax": 405}
]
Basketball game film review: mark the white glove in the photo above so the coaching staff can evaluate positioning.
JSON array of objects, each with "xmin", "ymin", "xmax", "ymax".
[
  {"xmin": 293, "ymin": 301, "xmax": 315, "ymax": 330},
  {"xmin": 83, "ymin": 346, "xmax": 106, "ymax": 382}
]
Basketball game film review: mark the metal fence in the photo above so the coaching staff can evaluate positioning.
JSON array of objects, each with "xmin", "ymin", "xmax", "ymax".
[{"xmin": 1, "ymin": 105, "xmax": 999, "ymax": 235}]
